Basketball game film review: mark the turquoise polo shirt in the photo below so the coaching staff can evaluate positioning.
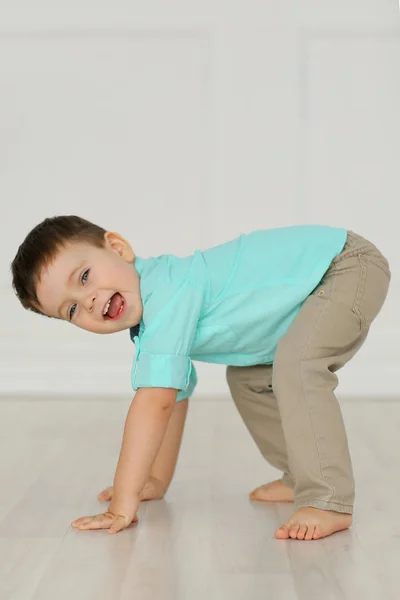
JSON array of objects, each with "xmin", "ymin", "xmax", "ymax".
[{"xmin": 129, "ymin": 225, "xmax": 348, "ymax": 402}]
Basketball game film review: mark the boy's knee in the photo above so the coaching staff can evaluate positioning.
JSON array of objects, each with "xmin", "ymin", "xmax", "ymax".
[{"xmin": 271, "ymin": 345, "xmax": 298, "ymax": 394}]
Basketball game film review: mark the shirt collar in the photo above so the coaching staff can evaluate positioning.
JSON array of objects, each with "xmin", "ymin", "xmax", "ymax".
[
  {"xmin": 133, "ymin": 256, "xmax": 144, "ymax": 277},
  {"xmin": 129, "ymin": 256, "xmax": 144, "ymax": 341},
  {"xmin": 130, "ymin": 323, "xmax": 140, "ymax": 340}
]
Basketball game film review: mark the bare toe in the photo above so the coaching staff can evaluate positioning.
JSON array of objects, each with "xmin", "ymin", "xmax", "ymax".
[
  {"xmin": 289, "ymin": 523, "xmax": 300, "ymax": 539},
  {"xmin": 274, "ymin": 524, "xmax": 290, "ymax": 539},
  {"xmin": 313, "ymin": 526, "xmax": 322, "ymax": 540},
  {"xmin": 297, "ymin": 524, "xmax": 307, "ymax": 540},
  {"xmin": 305, "ymin": 525, "xmax": 315, "ymax": 541}
]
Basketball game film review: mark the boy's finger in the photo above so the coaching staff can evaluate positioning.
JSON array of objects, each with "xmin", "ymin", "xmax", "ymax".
[
  {"xmin": 79, "ymin": 515, "xmax": 114, "ymax": 530},
  {"xmin": 108, "ymin": 516, "xmax": 128, "ymax": 534},
  {"xmin": 72, "ymin": 516, "xmax": 93, "ymax": 527},
  {"xmin": 98, "ymin": 488, "xmax": 113, "ymax": 501}
]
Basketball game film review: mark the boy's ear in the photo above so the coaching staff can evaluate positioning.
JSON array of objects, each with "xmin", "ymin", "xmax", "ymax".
[{"xmin": 104, "ymin": 231, "xmax": 135, "ymax": 262}]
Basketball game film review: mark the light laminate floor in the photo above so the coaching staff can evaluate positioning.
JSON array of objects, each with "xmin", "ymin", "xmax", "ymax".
[{"xmin": 0, "ymin": 394, "xmax": 399, "ymax": 600}]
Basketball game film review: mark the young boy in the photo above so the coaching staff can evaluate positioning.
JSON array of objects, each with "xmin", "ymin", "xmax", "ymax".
[{"xmin": 11, "ymin": 216, "xmax": 391, "ymax": 540}]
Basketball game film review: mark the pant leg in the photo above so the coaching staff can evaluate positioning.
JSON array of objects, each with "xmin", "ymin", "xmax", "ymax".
[
  {"xmin": 272, "ymin": 230, "xmax": 391, "ymax": 514},
  {"xmin": 226, "ymin": 363, "xmax": 295, "ymax": 487}
]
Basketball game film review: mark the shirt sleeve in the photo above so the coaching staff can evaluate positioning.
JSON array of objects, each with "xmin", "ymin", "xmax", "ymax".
[{"xmin": 131, "ymin": 279, "xmax": 204, "ymax": 401}]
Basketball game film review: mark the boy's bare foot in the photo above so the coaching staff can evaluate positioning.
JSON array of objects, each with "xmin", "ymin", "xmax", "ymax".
[
  {"xmin": 274, "ymin": 506, "xmax": 352, "ymax": 540},
  {"xmin": 249, "ymin": 479, "xmax": 294, "ymax": 502}
]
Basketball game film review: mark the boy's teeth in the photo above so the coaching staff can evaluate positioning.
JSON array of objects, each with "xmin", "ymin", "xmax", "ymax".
[{"xmin": 103, "ymin": 299, "xmax": 111, "ymax": 316}]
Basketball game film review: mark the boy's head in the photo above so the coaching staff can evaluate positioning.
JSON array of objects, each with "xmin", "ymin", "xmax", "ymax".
[{"xmin": 11, "ymin": 215, "xmax": 143, "ymax": 334}]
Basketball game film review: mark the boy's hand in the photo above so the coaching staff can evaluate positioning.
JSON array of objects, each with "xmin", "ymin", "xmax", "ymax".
[
  {"xmin": 71, "ymin": 495, "xmax": 140, "ymax": 534},
  {"xmin": 98, "ymin": 476, "xmax": 166, "ymax": 503}
]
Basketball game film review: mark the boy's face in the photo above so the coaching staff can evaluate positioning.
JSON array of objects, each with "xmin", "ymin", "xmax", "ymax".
[{"xmin": 35, "ymin": 232, "xmax": 143, "ymax": 334}]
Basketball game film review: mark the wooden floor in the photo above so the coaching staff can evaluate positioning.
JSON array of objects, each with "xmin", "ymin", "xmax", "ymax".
[{"xmin": 0, "ymin": 394, "xmax": 399, "ymax": 600}]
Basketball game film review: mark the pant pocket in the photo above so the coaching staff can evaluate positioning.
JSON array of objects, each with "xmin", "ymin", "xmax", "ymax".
[
  {"xmin": 353, "ymin": 254, "xmax": 391, "ymax": 329},
  {"xmin": 360, "ymin": 252, "xmax": 391, "ymax": 279}
]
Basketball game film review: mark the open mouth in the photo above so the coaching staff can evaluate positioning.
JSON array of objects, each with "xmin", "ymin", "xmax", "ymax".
[{"xmin": 103, "ymin": 292, "xmax": 126, "ymax": 320}]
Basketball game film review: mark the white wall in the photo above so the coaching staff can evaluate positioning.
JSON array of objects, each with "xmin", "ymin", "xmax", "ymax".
[{"xmin": 0, "ymin": 1, "xmax": 399, "ymax": 399}]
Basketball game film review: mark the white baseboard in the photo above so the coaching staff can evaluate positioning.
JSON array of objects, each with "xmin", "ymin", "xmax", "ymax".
[{"xmin": 0, "ymin": 361, "xmax": 398, "ymax": 399}]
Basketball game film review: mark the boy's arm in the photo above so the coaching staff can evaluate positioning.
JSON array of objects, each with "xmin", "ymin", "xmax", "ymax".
[
  {"xmin": 98, "ymin": 395, "xmax": 189, "ymax": 503},
  {"xmin": 148, "ymin": 397, "xmax": 189, "ymax": 494},
  {"xmin": 112, "ymin": 388, "xmax": 189, "ymax": 508}
]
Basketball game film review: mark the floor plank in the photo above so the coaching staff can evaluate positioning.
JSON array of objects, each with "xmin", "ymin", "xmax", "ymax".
[{"xmin": 0, "ymin": 396, "xmax": 399, "ymax": 599}]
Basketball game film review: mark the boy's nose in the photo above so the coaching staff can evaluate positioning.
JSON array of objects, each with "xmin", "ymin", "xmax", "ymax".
[{"xmin": 85, "ymin": 294, "xmax": 97, "ymax": 313}]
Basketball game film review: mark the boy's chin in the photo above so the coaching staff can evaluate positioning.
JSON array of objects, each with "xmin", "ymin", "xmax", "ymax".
[
  {"xmin": 82, "ymin": 321, "xmax": 131, "ymax": 334},
  {"xmin": 101, "ymin": 321, "xmax": 132, "ymax": 334}
]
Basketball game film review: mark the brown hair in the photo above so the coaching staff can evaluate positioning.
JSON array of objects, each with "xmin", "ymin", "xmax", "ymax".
[{"xmin": 11, "ymin": 215, "xmax": 107, "ymax": 316}]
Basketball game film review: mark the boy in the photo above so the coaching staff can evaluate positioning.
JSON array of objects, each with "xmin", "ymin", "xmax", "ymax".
[{"xmin": 11, "ymin": 216, "xmax": 391, "ymax": 540}]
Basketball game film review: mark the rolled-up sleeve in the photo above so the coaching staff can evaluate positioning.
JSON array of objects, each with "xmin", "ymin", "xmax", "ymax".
[{"xmin": 131, "ymin": 279, "xmax": 204, "ymax": 401}]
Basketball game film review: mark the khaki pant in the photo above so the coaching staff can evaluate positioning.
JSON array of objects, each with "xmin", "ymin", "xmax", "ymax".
[{"xmin": 226, "ymin": 230, "xmax": 391, "ymax": 514}]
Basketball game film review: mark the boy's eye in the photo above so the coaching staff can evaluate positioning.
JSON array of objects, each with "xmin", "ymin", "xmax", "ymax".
[
  {"xmin": 67, "ymin": 269, "xmax": 89, "ymax": 320},
  {"xmin": 81, "ymin": 269, "xmax": 89, "ymax": 284}
]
